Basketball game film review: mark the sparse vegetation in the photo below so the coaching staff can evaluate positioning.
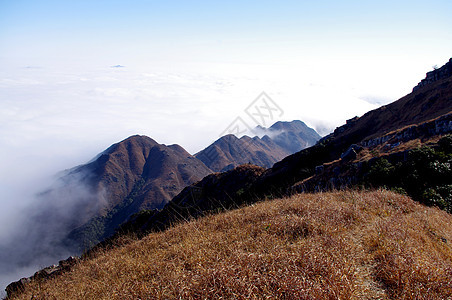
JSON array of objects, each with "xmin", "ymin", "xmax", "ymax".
[{"xmin": 10, "ymin": 190, "xmax": 452, "ymax": 299}]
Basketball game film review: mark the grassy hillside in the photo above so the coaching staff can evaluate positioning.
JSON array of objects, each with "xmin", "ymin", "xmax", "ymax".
[{"xmin": 11, "ymin": 190, "xmax": 452, "ymax": 299}]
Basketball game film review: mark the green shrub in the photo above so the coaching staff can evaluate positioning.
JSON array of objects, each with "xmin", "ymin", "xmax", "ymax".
[
  {"xmin": 438, "ymin": 134, "xmax": 452, "ymax": 153},
  {"xmin": 368, "ymin": 158, "xmax": 395, "ymax": 186},
  {"xmin": 363, "ymin": 137, "xmax": 451, "ymax": 213},
  {"xmin": 422, "ymin": 188, "xmax": 447, "ymax": 210}
]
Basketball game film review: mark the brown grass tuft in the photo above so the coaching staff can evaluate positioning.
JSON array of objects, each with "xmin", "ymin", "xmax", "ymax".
[{"xmin": 11, "ymin": 190, "xmax": 452, "ymax": 299}]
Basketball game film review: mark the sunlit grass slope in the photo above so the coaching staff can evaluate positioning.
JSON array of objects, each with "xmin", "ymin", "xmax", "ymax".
[{"xmin": 13, "ymin": 190, "xmax": 452, "ymax": 299}]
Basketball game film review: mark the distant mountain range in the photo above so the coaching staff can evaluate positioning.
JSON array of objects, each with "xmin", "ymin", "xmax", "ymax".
[
  {"xmin": 45, "ymin": 120, "xmax": 320, "ymax": 249},
  {"xmin": 195, "ymin": 120, "xmax": 320, "ymax": 172},
  {"xmin": 108, "ymin": 57, "xmax": 452, "ymax": 240}
]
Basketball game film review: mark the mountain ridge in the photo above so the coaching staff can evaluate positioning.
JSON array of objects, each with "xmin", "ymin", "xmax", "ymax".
[
  {"xmin": 105, "ymin": 57, "xmax": 452, "ymax": 240},
  {"xmin": 195, "ymin": 120, "xmax": 320, "ymax": 172},
  {"xmin": 34, "ymin": 120, "xmax": 320, "ymax": 252}
]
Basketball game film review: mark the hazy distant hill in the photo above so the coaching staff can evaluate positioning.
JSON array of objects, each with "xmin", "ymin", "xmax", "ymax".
[
  {"xmin": 195, "ymin": 120, "xmax": 320, "ymax": 172},
  {"xmin": 266, "ymin": 120, "xmax": 321, "ymax": 153},
  {"xmin": 57, "ymin": 135, "xmax": 212, "ymax": 249},
  {"xmin": 72, "ymin": 135, "xmax": 211, "ymax": 212}
]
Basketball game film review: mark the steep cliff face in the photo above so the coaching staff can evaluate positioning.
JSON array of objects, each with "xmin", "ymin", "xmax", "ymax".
[
  {"xmin": 316, "ymin": 65, "xmax": 452, "ymax": 158},
  {"xmin": 294, "ymin": 118, "xmax": 452, "ymax": 198}
]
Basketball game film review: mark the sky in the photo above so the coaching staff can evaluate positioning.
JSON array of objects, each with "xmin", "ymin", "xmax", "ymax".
[{"xmin": 0, "ymin": 0, "xmax": 451, "ymax": 293}]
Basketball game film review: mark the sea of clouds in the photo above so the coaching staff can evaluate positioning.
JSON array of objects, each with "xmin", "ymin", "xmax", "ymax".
[{"xmin": 0, "ymin": 59, "xmax": 417, "ymax": 294}]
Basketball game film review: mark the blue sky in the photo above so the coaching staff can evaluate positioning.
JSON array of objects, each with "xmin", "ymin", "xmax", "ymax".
[
  {"xmin": 0, "ymin": 0, "xmax": 451, "ymax": 176},
  {"xmin": 1, "ymin": 0, "xmax": 451, "ymax": 66},
  {"xmin": 0, "ymin": 0, "xmax": 451, "ymax": 292}
]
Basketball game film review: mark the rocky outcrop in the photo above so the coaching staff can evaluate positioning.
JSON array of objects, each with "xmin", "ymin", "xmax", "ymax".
[
  {"xmin": 413, "ymin": 58, "xmax": 452, "ymax": 92},
  {"xmin": 6, "ymin": 256, "xmax": 78, "ymax": 298},
  {"xmin": 362, "ymin": 113, "xmax": 452, "ymax": 147},
  {"xmin": 293, "ymin": 113, "xmax": 452, "ymax": 194},
  {"xmin": 340, "ymin": 144, "xmax": 363, "ymax": 162}
]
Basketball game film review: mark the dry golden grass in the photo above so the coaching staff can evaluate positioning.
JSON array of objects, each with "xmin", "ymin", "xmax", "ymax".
[{"xmin": 12, "ymin": 190, "xmax": 452, "ymax": 299}]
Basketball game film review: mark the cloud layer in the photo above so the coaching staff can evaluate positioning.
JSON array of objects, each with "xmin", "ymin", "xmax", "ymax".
[{"xmin": 0, "ymin": 58, "xmax": 440, "ymax": 293}]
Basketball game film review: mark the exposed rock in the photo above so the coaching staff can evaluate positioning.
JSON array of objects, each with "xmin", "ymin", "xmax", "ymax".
[
  {"xmin": 59, "ymin": 255, "xmax": 78, "ymax": 270},
  {"xmin": 5, "ymin": 256, "xmax": 78, "ymax": 298},
  {"xmin": 315, "ymin": 165, "xmax": 324, "ymax": 175},
  {"xmin": 5, "ymin": 278, "xmax": 30, "ymax": 299},
  {"xmin": 341, "ymin": 144, "xmax": 362, "ymax": 162},
  {"xmin": 33, "ymin": 265, "xmax": 60, "ymax": 279},
  {"xmin": 413, "ymin": 58, "xmax": 452, "ymax": 92},
  {"xmin": 362, "ymin": 113, "xmax": 452, "ymax": 148}
]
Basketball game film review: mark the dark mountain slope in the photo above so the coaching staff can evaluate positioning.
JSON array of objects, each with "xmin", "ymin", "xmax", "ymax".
[
  {"xmin": 323, "ymin": 58, "xmax": 452, "ymax": 149},
  {"xmin": 70, "ymin": 135, "xmax": 212, "ymax": 212},
  {"xmin": 252, "ymin": 60, "xmax": 452, "ymax": 197},
  {"xmin": 118, "ymin": 164, "xmax": 265, "ymax": 236},
  {"xmin": 73, "ymin": 135, "xmax": 159, "ymax": 212}
]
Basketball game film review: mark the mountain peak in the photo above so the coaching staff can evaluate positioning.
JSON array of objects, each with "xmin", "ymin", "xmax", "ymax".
[
  {"xmin": 48, "ymin": 135, "xmax": 212, "ymax": 250},
  {"xmin": 121, "ymin": 134, "xmax": 157, "ymax": 143},
  {"xmin": 269, "ymin": 120, "xmax": 306, "ymax": 130},
  {"xmin": 103, "ymin": 135, "xmax": 158, "ymax": 155}
]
